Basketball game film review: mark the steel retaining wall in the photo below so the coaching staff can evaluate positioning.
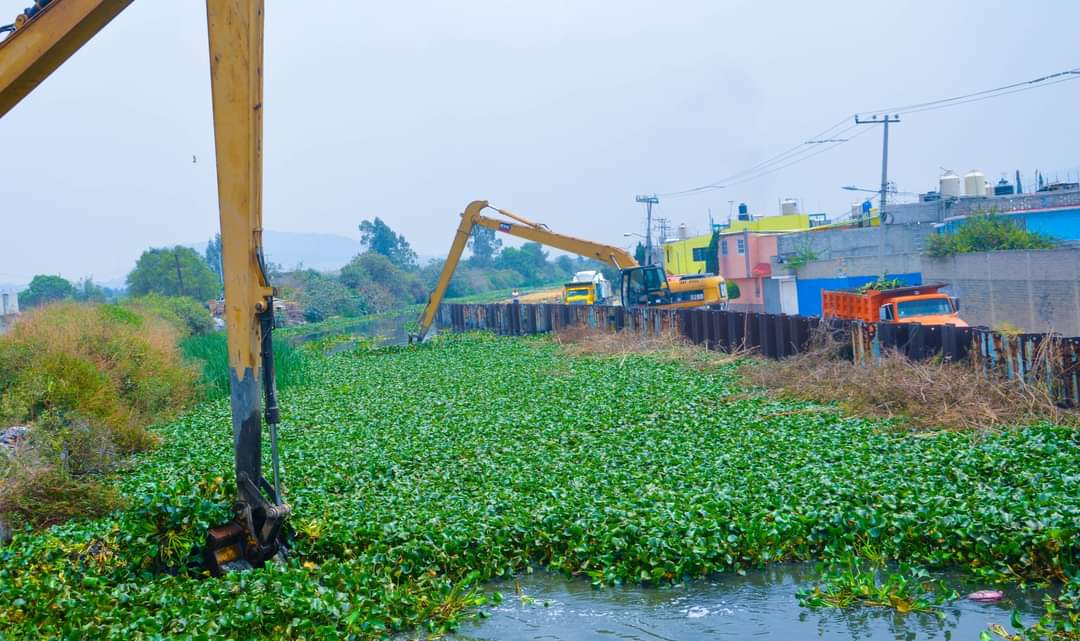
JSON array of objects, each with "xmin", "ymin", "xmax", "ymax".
[{"xmin": 437, "ymin": 303, "xmax": 1080, "ymax": 407}]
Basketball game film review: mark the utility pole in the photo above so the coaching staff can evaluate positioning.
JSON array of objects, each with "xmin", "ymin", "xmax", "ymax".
[
  {"xmin": 635, "ymin": 194, "xmax": 659, "ymax": 266},
  {"xmin": 654, "ymin": 216, "xmax": 671, "ymax": 269},
  {"xmin": 173, "ymin": 251, "xmax": 186, "ymax": 297},
  {"xmin": 855, "ymin": 114, "xmax": 900, "ymax": 276}
]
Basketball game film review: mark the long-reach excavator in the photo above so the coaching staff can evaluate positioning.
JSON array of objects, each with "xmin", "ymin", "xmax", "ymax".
[
  {"xmin": 2, "ymin": 0, "xmax": 287, "ymax": 572},
  {"xmin": 413, "ymin": 200, "xmax": 732, "ymax": 342}
]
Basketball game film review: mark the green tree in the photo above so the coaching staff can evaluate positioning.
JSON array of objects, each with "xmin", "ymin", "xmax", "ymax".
[
  {"xmin": 926, "ymin": 213, "xmax": 1058, "ymax": 257},
  {"xmin": 19, "ymin": 275, "xmax": 75, "ymax": 308},
  {"xmin": 634, "ymin": 242, "xmax": 646, "ymax": 265},
  {"xmin": 126, "ymin": 247, "xmax": 220, "ymax": 301},
  {"xmin": 358, "ymin": 217, "xmax": 417, "ymax": 268},
  {"xmin": 495, "ymin": 242, "xmax": 550, "ymax": 283},
  {"xmin": 340, "ymin": 252, "xmax": 426, "ymax": 312},
  {"xmin": 467, "ymin": 226, "xmax": 502, "ymax": 266},
  {"xmin": 73, "ymin": 278, "xmax": 108, "ymax": 303},
  {"xmin": 284, "ymin": 270, "xmax": 365, "ymax": 319},
  {"xmin": 204, "ymin": 234, "xmax": 224, "ymax": 284}
]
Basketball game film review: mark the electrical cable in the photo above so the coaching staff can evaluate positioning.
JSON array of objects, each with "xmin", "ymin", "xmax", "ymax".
[
  {"xmin": 862, "ymin": 67, "xmax": 1080, "ymax": 116},
  {"xmin": 653, "ymin": 65, "xmax": 1080, "ymax": 199},
  {"xmin": 657, "ymin": 117, "xmax": 856, "ymax": 198}
]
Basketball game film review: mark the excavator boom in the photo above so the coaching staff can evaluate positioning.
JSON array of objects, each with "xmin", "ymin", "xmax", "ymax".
[
  {"xmin": 2, "ymin": 0, "xmax": 288, "ymax": 572},
  {"xmin": 414, "ymin": 200, "xmax": 729, "ymax": 342},
  {"xmin": 0, "ymin": 0, "xmax": 132, "ymax": 117},
  {"xmin": 415, "ymin": 200, "xmax": 639, "ymax": 341}
]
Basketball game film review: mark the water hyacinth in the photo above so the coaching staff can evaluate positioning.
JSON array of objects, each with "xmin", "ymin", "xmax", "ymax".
[{"xmin": 0, "ymin": 333, "xmax": 1077, "ymax": 639}]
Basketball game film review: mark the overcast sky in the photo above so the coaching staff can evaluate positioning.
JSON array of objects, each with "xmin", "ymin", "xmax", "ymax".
[{"xmin": 2, "ymin": 0, "xmax": 1078, "ymax": 285}]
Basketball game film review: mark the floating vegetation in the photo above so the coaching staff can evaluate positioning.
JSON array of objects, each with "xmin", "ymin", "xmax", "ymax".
[{"xmin": 0, "ymin": 333, "xmax": 1077, "ymax": 639}]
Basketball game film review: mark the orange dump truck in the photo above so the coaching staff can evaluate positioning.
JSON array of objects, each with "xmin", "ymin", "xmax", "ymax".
[{"xmin": 821, "ymin": 283, "xmax": 967, "ymax": 326}]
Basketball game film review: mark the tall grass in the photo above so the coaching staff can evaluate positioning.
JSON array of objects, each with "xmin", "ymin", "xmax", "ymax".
[
  {"xmin": 0, "ymin": 302, "xmax": 201, "ymax": 526},
  {"xmin": 181, "ymin": 332, "xmax": 310, "ymax": 398}
]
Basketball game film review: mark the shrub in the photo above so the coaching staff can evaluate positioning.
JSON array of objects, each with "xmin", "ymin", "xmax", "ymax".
[
  {"xmin": 0, "ymin": 302, "xmax": 199, "ymax": 453},
  {"xmin": 279, "ymin": 269, "xmax": 366, "ymax": 318},
  {"xmin": 926, "ymin": 213, "xmax": 1058, "ymax": 257},
  {"xmin": 126, "ymin": 294, "xmax": 214, "ymax": 337}
]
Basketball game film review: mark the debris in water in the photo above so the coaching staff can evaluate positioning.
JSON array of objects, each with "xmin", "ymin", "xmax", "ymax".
[{"xmin": 968, "ymin": 590, "xmax": 1005, "ymax": 602}]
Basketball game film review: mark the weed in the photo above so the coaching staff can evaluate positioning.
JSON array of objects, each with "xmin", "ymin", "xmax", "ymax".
[
  {"xmin": 181, "ymin": 331, "xmax": 311, "ymax": 398},
  {"xmin": 741, "ymin": 325, "xmax": 1072, "ymax": 430}
]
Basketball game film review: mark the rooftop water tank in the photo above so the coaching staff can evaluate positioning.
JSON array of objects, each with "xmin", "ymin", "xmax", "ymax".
[
  {"xmin": 963, "ymin": 170, "xmax": 985, "ymax": 197},
  {"xmin": 737, "ymin": 203, "xmax": 750, "ymax": 221},
  {"xmin": 677, "ymin": 223, "xmax": 689, "ymax": 240},
  {"xmin": 939, "ymin": 170, "xmax": 961, "ymax": 199},
  {"xmin": 781, "ymin": 198, "xmax": 799, "ymax": 216},
  {"xmin": 994, "ymin": 178, "xmax": 1015, "ymax": 196}
]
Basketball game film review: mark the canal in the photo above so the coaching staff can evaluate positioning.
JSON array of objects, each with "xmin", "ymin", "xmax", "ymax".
[{"xmin": 451, "ymin": 565, "xmax": 1043, "ymax": 641}]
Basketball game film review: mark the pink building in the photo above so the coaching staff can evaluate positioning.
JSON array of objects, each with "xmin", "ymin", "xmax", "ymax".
[{"xmin": 716, "ymin": 232, "xmax": 778, "ymax": 311}]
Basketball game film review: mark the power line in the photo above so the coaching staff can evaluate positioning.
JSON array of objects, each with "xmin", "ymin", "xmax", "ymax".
[
  {"xmin": 708, "ymin": 125, "xmax": 875, "ymax": 191},
  {"xmin": 862, "ymin": 67, "xmax": 1080, "ymax": 116},
  {"xmin": 652, "ymin": 65, "xmax": 1080, "ymax": 200},
  {"xmin": 656, "ymin": 117, "xmax": 855, "ymax": 198}
]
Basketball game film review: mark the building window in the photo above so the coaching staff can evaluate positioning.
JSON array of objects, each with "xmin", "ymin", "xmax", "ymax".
[
  {"xmin": 691, "ymin": 247, "xmax": 709, "ymax": 262},
  {"xmin": 736, "ymin": 238, "xmax": 746, "ymax": 255},
  {"xmin": 721, "ymin": 239, "xmax": 728, "ymax": 256}
]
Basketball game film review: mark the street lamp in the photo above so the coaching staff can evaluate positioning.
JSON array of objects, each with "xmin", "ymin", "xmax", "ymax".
[{"xmin": 623, "ymin": 232, "xmax": 645, "ymax": 238}]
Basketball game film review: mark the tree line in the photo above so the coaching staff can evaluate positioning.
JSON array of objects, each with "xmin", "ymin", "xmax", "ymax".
[{"xmin": 15, "ymin": 216, "xmax": 612, "ymax": 324}]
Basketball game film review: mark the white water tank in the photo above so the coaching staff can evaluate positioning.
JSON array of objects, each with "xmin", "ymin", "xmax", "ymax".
[
  {"xmin": 677, "ymin": 223, "xmax": 689, "ymax": 240},
  {"xmin": 939, "ymin": 170, "xmax": 961, "ymax": 199},
  {"xmin": 781, "ymin": 198, "xmax": 799, "ymax": 215},
  {"xmin": 963, "ymin": 170, "xmax": 985, "ymax": 197}
]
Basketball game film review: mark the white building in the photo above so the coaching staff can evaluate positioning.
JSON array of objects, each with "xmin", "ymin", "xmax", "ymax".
[{"xmin": 1, "ymin": 289, "xmax": 19, "ymax": 317}]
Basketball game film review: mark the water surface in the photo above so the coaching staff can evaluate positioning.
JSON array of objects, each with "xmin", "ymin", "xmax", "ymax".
[{"xmin": 451, "ymin": 566, "xmax": 1043, "ymax": 641}]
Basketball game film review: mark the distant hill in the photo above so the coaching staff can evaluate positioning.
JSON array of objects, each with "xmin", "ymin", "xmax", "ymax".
[{"xmin": 186, "ymin": 230, "xmax": 361, "ymax": 273}]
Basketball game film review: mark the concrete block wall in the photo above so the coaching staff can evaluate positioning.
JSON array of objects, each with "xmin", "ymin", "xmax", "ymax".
[
  {"xmin": 924, "ymin": 249, "xmax": 1080, "ymax": 335},
  {"xmin": 793, "ymin": 252, "xmax": 925, "ymax": 280},
  {"xmin": 774, "ymin": 248, "xmax": 1080, "ymax": 335},
  {"xmin": 776, "ymin": 224, "xmax": 935, "ymax": 264}
]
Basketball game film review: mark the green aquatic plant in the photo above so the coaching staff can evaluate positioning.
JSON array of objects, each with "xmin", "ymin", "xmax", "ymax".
[
  {"xmin": 797, "ymin": 555, "xmax": 957, "ymax": 614},
  {"xmin": 0, "ymin": 333, "xmax": 1077, "ymax": 638}
]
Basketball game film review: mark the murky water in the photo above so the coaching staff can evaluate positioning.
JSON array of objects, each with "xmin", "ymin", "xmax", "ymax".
[
  {"xmin": 290, "ymin": 312, "xmax": 414, "ymax": 350},
  {"xmin": 451, "ymin": 566, "xmax": 1044, "ymax": 641}
]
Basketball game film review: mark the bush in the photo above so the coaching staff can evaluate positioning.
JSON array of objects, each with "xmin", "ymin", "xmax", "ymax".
[
  {"xmin": 279, "ymin": 269, "xmax": 366, "ymax": 318},
  {"xmin": 341, "ymin": 252, "xmax": 427, "ymax": 313},
  {"xmin": 926, "ymin": 213, "xmax": 1058, "ymax": 257},
  {"xmin": 0, "ymin": 302, "xmax": 199, "ymax": 453},
  {"xmin": 126, "ymin": 294, "xmax": 214, "ymax": 337}
]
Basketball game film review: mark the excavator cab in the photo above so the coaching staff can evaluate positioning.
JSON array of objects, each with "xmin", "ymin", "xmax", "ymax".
[{"xmin": 620, "ymin": 265, "xmax": 671, "ymax": 306}]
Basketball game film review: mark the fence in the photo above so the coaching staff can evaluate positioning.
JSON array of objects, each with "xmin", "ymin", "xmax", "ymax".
[{"xmin": 437, "ymin": 303, "xmax": 1080, "ymax": 407}]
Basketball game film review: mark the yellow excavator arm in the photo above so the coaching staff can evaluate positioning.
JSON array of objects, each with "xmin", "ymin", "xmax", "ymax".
[
  {"xmin": 414, "ymin": 200, "xmax": 639, "ymax": 341},
  {"xmin": 2, "ymin": 0, "xmax": 288, "ymax": 572}
]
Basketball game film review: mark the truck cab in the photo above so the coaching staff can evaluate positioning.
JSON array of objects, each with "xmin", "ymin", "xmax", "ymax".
[
  {"xmin": 821, "ymin": 282, "xmax": 967, "ymax": 327},
  {"xmin": 563, "ymin": 270, "xmax": 611, "ymax": 305},
  {"xmin": 877, "ymin": 293, "xmax": 964, "ymax": 326}
]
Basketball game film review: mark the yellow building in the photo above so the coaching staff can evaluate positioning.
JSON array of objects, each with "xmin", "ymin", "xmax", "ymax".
[
  {"xmin": 662, "ymin": 233, "xmax": 713, "ymax": 274},
  {"xmin": 725, "ymin": 212, "xmax": 818, "ymax": 233},
  {"xmin": 661, "ymin": 213, "xmax": 825, "ymax": 275}
]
